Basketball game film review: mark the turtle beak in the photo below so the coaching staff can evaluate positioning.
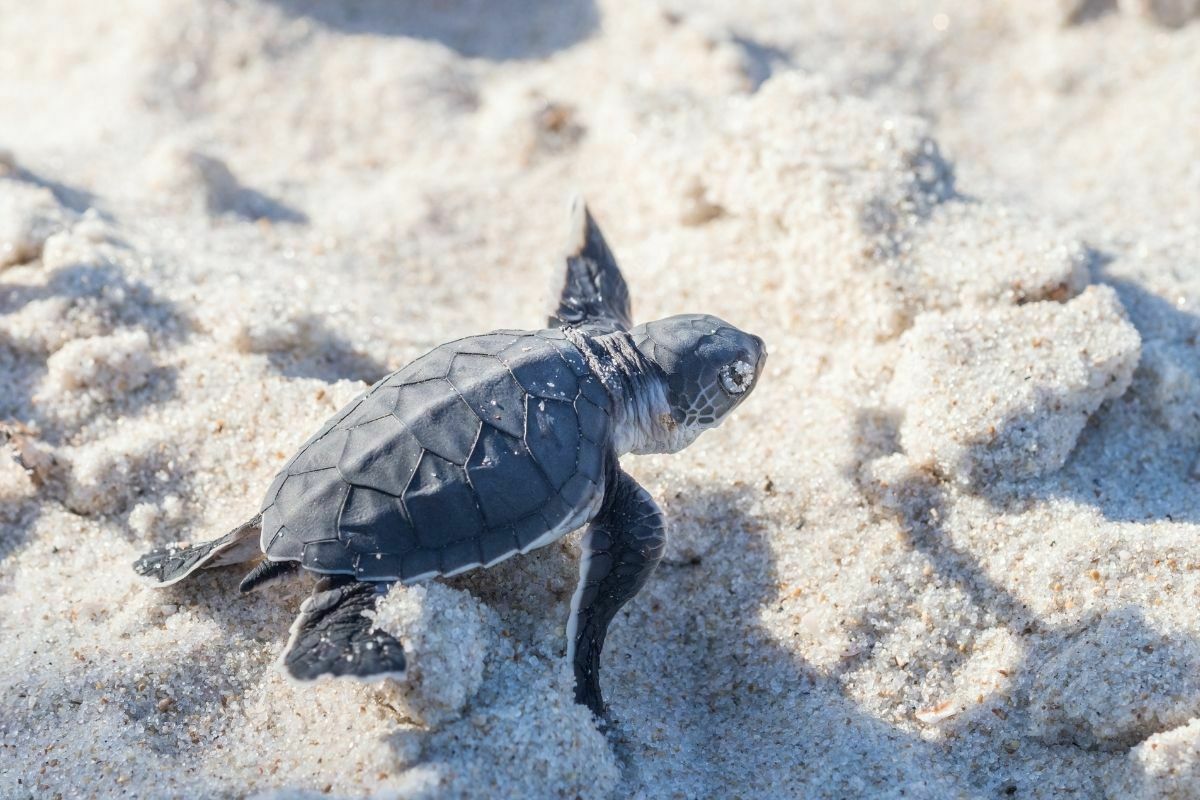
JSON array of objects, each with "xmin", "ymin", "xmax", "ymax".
[{"xmin": 751, "ymin": 333, "xmax": 768, "ymax": 377}]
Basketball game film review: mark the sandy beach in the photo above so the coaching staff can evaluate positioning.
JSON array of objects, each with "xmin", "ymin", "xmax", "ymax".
[{"xmin": 3, "ymin": 1, "xmax": 1200, "ymax": 797}]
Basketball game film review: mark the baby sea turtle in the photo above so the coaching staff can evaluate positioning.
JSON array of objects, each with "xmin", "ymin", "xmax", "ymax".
[{"xmin": 133, "ymin": 198, "xmax": 766, "ymax": 717}]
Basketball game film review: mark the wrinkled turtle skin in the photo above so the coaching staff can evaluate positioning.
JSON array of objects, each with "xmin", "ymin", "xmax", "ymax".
[{"xmin": 259, "ymin": 328, "xmax": 613, "ymax": 582}]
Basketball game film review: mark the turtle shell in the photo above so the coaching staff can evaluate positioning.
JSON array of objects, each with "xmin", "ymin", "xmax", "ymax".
[{"xmin": 258, "ymin": 328, "xmax": 614, "ymax": 582}]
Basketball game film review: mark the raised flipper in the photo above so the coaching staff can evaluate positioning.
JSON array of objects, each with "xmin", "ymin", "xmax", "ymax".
[
  {"xmin": 281, "ymin": 577, "xmax": 407, "ymax": 682},
  {"xmin": 567, "ymin": 468, "xmax": 666, "ymax": 718},
  {"xmin": 133, "ymin": 514, "xmax": 262, "ymax": 587},
  {"xmin": 548, "ymin": 195, "xmax": 633, "ymax": 334}
]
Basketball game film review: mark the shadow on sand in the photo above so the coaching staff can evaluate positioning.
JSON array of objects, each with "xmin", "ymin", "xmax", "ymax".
[
  {"xmin": 0, "ymin": 262, "xmax": 191, "ymax": 443},
  {"xmin": 267, "ymin": 0, "xmax": 598, "ymax": 60},
  {"xmin": 600, "ymin": 481, "xmax": 982, "ymax": 797},
  {"xmin": 0, "ymin": 261, "xmax": 194, "ymax": 571},
  {"xmin": 261, "ymin": 314, "xmax": 391, "ymax": 384},
  {"xmin": 846, "ymin": 406, "xmax": 1200, "ymax": 794},
  {"xmin": 956, "ymin": 248, "xmax": 1200, "ymax": 525}
]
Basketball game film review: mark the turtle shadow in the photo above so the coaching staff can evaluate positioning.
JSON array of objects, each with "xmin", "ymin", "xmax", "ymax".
[
  {"xmin": 593, "ymin": 479, "xmax": 984, "ymax": 796},
  {"xmin": 408, "ymin": 477, "xmax": 978, "ymax": 795},
  {"xmin": 109, "ymin": 469, "xmax": 1200, "ymax": 795},
  {"xmin": 268, "ymin": 469, "xmax": 969, "ymax": 795},
  {"xmin": 265, "ymin": 0, "xmax": 598, "ymax": 61}
]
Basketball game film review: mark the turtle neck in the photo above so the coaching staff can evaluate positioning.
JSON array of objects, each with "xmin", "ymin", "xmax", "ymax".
[{"xmin": 560, "ymin": 327, "xmax": 676, "ymax": 455}]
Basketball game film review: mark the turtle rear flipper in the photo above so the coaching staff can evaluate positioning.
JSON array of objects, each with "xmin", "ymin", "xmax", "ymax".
[
  {"xmin": 239, "ymin": 557, "xmax": 298, "ymax": 593},
  {"xmin": 281, "ymin": 578, "xmax": 407, "ymax": 682},
  {"xmin": 133, "ymin": 514, "xmax": 261, "ymax": 587}
]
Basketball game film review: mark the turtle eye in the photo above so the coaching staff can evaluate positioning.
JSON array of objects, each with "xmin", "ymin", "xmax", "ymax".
[{"xmin": 719, "ymin": 360, "xmax": 754, "ymax": 395}]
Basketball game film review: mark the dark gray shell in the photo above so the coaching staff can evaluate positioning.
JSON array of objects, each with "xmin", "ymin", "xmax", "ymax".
[{"xmin": 258, "ymin": 328, "xmax": 614, "ymax": 582}]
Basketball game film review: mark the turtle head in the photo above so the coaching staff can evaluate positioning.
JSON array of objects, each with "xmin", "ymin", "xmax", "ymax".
[{"xmin": 626, "ymin": 314, "xmax": 767, "ymax": 454}]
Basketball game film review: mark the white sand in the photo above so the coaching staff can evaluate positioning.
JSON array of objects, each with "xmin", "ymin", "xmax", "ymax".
[{"xmin": 2, "ymin": 1, "xmax": 1200, "ymax": 798}]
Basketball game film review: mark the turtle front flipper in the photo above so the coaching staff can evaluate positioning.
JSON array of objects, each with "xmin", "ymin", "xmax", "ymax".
[
  {"xmin": 133, "ymin": 514, "xmax": 262, "ymax": 587},
  {"xmin": 281, "ymin": 577, "xmax": 407, "ymax": 682},
  {"xmin": 567, "ymin": 468, "xmax": 666, "ymax": 719},
  {"xmin": 548, "ymin": 195, "xmax": 633, "ymax": 334}
]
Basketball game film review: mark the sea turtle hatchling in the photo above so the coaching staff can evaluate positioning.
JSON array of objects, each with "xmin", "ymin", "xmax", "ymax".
[{"xmin": 133, "ymin": 198, "xmax": 767, "ymax": 717}]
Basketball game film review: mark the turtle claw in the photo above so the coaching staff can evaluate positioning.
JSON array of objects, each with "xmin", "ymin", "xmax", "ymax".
[{"xmin": 574, "ymin": 673, "xmax": 606, "ymax": 721}]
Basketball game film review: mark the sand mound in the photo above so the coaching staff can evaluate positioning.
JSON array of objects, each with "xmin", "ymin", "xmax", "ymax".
[
  {"xmin": 685, "ymin": 74, "xmax": 1092, "ymax": 340},
  {"xmin": 1027, "ymin": 606, "xmax": 1200, "ymax": 750},
  {"xmin": 1111, "ymin": 717, "xmax": 1200, "ymax": 799},
  {"xmin": 888, "ymin": 285, "xmax": 1141, "ymax": 485},
  {"xmin": 0, "ymin": 179, "xmax": 70, "ymax": 269}
]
